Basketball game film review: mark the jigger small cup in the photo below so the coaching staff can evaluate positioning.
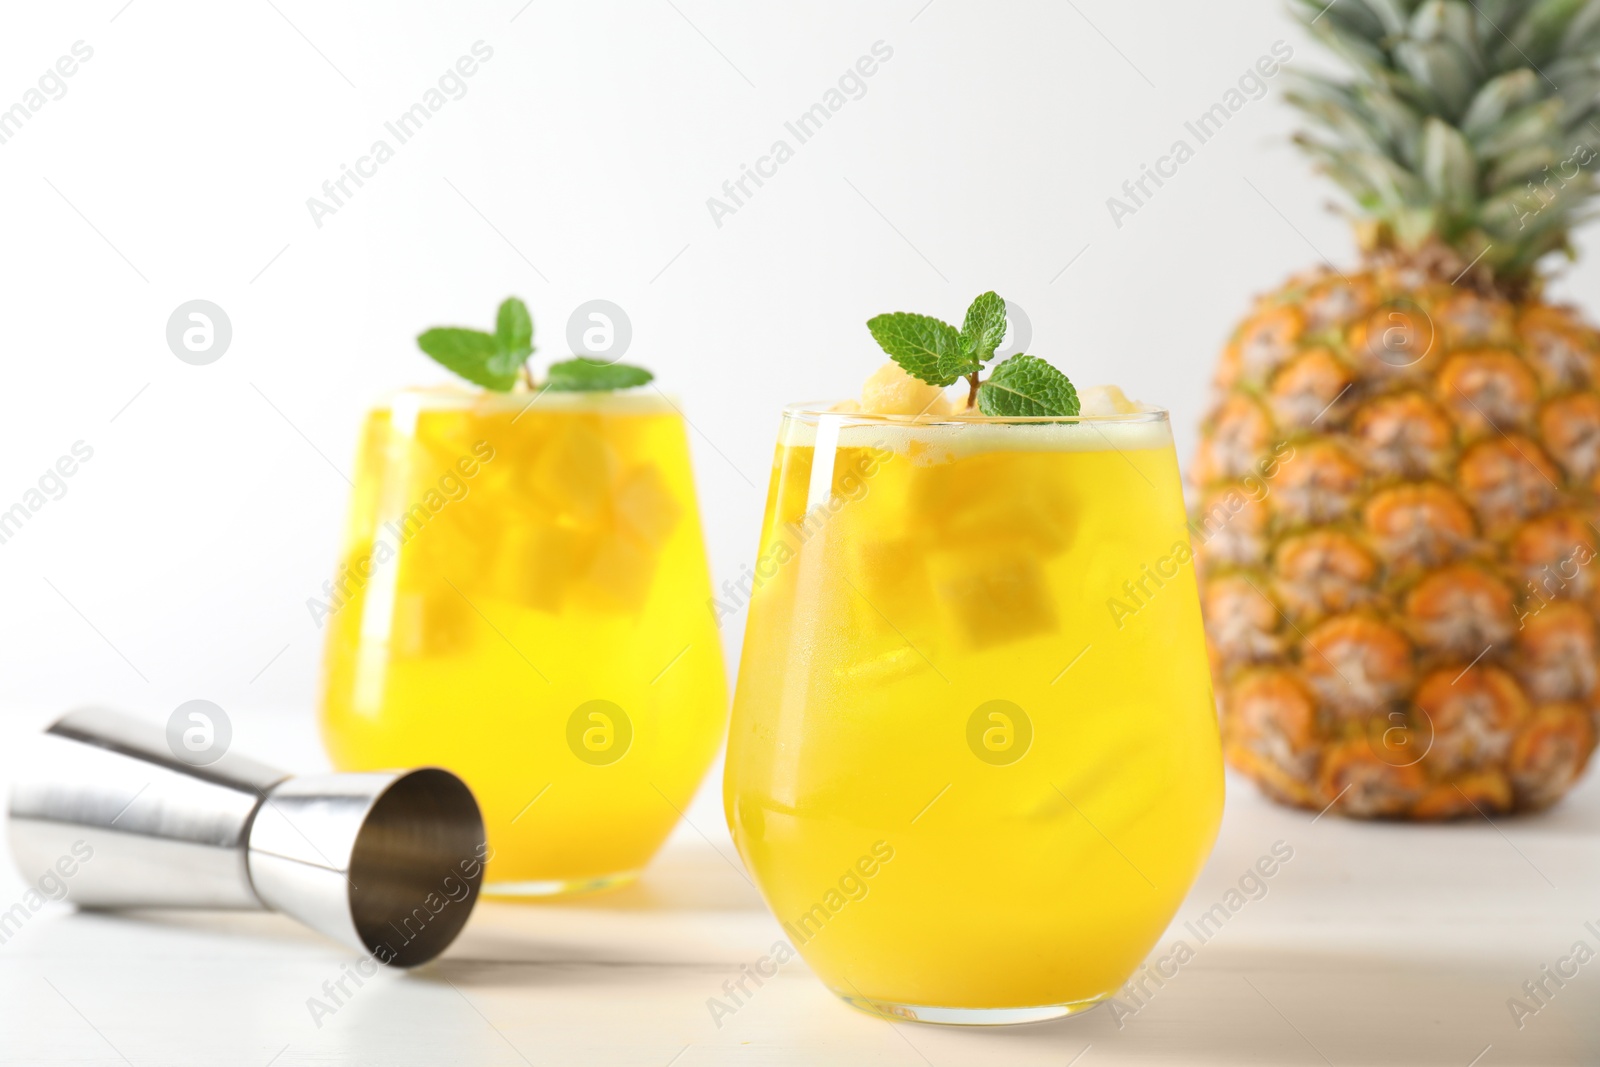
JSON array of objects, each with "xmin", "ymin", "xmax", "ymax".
[{"xmin": 7, "ymin": 707, "xmax": 486, "ymax": 967}]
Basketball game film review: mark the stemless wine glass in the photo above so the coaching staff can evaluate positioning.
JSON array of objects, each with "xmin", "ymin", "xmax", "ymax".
[
  {"xmin": 321, "ymin": 388, "xmax": 727, "ymax": 896},
  {"xmin": 724, "ymin": 404, "xmax": 1224, "ymax": 1024}
]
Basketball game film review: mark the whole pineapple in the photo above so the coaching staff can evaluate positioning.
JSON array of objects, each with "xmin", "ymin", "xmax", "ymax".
[{"xmin": 1197, "ymin": 0, "xmax": 1600, "ymax": 818}]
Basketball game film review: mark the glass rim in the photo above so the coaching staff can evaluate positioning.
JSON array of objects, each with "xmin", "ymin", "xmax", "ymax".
[
  {"xmin": 781, "ymin": 400, "xmax": 1170, "ymax": 426},
  {"xmin": 375, "ymin": 385, "xmax": 681, "ymax": 413}
]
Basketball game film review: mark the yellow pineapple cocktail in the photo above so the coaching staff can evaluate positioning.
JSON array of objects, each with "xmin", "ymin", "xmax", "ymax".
[
  {"xmin": 724, "ymin": 405, "xmax": 1223, "ymax": 1023},
  {"xmin": 321, "ymin": 388, "xmax": 727, "ymax": 895}
]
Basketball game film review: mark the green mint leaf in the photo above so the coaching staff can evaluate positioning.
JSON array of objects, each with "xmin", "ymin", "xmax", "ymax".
[
  {"xmin": 418, "ymin": 296, "xmax": 536, "ymax": 392},
  {"xmin": 977, "ymin": 354, "xmax": 1080, "ymax": 417},
  {"xmin": 866, "ymin": 312, "xmax": 979, "ymax": 387},
  {"xmin": 962, "ymin": 291, "xmax": 1008, "ymax": 363},
  {"xmin": 544, "ymin": 358, "xmax": 654, "ymax": 392},
  {"xmin": 416, "ymin": 328, "xmax": 520, "ymax": 391},
  {"xmin": 495, "ymin": 297, "xmax": 534, "ymax": 361}
]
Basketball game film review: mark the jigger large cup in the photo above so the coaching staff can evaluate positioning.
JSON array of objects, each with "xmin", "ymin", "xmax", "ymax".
[{"xmin": 6, "ymin": 708, "xmax": 486, "ymax": 967}]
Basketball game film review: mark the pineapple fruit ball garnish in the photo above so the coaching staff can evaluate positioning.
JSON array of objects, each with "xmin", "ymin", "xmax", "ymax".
[
  {"xmin": 857, "ymin": 361, "xmax": 956, "ymax": 416},
  {"xmin": 1078, "ymin": 384, "xmax": 1143, "ymax": 416},
  {"xmin": 1197, "ymin": 0, "xmax": 1600, "ymax": 819},
  {"xmin": 861, "ymin": 291, "xmax": 1081, "ymax": 417}
]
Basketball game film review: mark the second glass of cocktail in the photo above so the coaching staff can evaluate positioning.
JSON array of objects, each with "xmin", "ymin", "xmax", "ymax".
[
  {"xmin": 724, "ymin": 293, "xmax": 1224, "ymax": 1023},
  {"xmin": 320, "ymin": 298, "xmax": 727, "ymax": 896}
]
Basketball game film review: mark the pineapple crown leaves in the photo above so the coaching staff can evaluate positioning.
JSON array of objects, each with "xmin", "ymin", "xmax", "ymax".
[{"xmin": 1286, "ymin": 0, "xmax": 1600, "ymax": 280}]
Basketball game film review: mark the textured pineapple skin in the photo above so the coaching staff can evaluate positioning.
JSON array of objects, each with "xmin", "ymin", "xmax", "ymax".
[{"xmin": 1194, "ymin": 265, "xmax": 1600, "ymax": 819}]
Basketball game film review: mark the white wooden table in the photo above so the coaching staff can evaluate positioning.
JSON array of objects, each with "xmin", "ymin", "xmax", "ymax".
[{"xmin": 1, "ymin": 704, "xmax": 1595, "ymax": 1066}]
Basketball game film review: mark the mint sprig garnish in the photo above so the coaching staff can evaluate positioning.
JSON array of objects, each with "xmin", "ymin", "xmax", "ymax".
[
  {"xmin": 417, "ymin": 325, "xmax": 519, "ymax": 391},
  {"xmin": 417, "ymin": 297, "xmax": 653, "ymax": 393},
  {"xmin": 977, "ymin": 354, "xmax": 1080, "ymax": 417},
  {"xmin": 545, "ymin": 359, "xmax": 653, "ymax": 392},
  {"xmin": 866, "ymin": 292, "xmax": 1080, "ymax": 417},
  {"xmin": 495, "ymin": 297, "xmax": 533, "ymax": 365},
  {"xmin": 962, "ymin": 292, "xmax": 1007, "ymax": 363},
  {"xmin": 865, "ymin": 312, "xmax": 978, "ymax": 387}
]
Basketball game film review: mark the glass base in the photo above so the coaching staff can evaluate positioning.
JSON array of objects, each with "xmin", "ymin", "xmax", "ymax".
[
  {"xmin": 838, "ymin": 991, "xmax": 1109, "ymax": 1026},
  {"xmin": 482, "ymin": 869, "xmax": 640, "ymax": 899}
]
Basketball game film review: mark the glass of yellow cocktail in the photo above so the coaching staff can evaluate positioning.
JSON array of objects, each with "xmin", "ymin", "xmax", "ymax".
[
  {"xmin": 724, "ymin": 293, "xmax": 1223, "ymax": 1024},
  {"xmin": 320, "ymin": 299, "xmax": 726, "ymax": 896}
]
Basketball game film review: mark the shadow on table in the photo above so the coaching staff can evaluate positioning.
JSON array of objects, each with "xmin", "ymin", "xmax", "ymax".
[
  {"xmin": 419, "ymin": 940, "xmax": 1597, "ymax": 1063},
  {"xmin": 799, "ymin": 942, "xmax": 1597, "ymax": 1067},
  {"xmin": 19, "ymin": 892, "xmax": 1598, "ymax": 1065},
  {"xmin": 492, "ymin": 839, "xmax": 765, "ymax": 914},
  {"xmin": 422, "ymin": 840, "xmax": 777, "ymax": 986}
]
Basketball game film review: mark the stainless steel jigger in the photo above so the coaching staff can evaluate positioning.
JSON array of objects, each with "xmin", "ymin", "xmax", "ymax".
[{"xmin": 7, "ymin": 708, "xmax": 485, "ymax": 967}]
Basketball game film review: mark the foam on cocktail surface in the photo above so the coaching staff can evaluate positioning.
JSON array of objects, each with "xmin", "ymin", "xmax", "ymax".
[
  {"xmin": 381, "ymin": 386, "xmax": 681, "ymax": 415},
  {"xmin": 779, "ymin": 407, "xmax": 1174, "ymax": 462}
]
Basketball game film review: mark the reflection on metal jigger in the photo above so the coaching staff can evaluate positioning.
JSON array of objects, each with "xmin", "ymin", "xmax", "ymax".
[{"xmin": 6, "ymin": 708, "xmax": 486, "ymax": 967}]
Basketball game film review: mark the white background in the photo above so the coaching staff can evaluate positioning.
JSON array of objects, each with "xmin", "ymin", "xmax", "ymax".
[
  {"xmin": 3, "ymin": 0, "xmax": 1600, "ymax": 784},
  {"xmin": 3, "ymin": 7, "xmax": 1600, "ymax": 1065}
]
